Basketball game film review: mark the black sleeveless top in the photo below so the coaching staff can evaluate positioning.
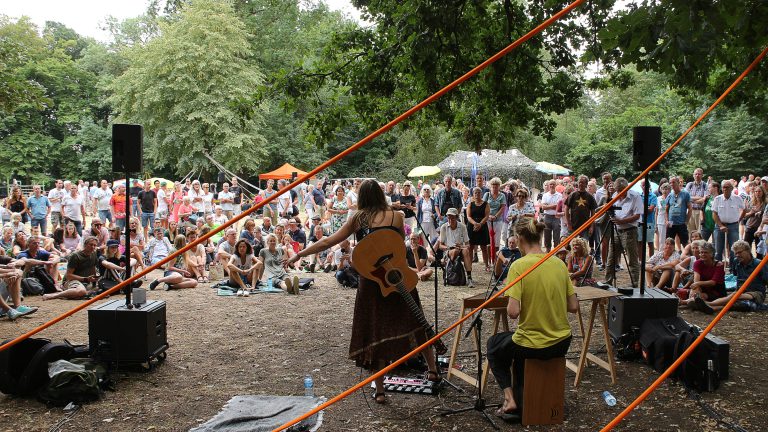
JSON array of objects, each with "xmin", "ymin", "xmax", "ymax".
[{"xmin": 354, "ymin": 211, "xmax": 401, "ymax": 242}]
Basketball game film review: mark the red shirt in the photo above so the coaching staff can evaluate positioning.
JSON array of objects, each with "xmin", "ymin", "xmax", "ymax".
[{"xmin": 110, "ymin": 194, "xmax": 127, "ymax": 219}]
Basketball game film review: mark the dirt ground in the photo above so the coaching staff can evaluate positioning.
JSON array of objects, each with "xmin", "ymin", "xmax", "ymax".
[{"xmin": 2, "ymin": 262, "xmax": 766, "ymax": 432}]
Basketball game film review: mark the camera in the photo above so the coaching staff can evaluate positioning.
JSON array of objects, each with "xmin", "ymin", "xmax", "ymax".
[{"xmin": 606, "ymin": 205, "xmax": 622, "ymax": 217}]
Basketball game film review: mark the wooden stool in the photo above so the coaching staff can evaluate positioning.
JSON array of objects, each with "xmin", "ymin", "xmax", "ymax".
[
  {"xmin": 522, "ymin": 357, "xmax": 565, "ymax": 426},
  {"xmin": 446, "ymin": 293, "xmax": 509, "ymax": 396}
]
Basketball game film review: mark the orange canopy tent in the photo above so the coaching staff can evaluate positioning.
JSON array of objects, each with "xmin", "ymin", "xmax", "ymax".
[{"xmin": 258, "ymin": 163, "xmax": 312, "ymax": 180}]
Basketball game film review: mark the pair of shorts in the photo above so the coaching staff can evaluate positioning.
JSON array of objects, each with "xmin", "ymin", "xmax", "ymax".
[
  {"xmin": 156, "ymin": 209, "xmax": 168, "ymax": 220},
  {"xmin": 141, "ymin": 212, "xmax": 155, "ymax": 227},
  {"xmin": 746, "ymin": 291, "xmax": 765, "ymax": 305},
  {"xmin": 637, "ymin": 223, "xmax": 655, "ymax": 242},
  {"xmin": 64, "ymin": 280, "xmax": 86, "ymax": 291}
]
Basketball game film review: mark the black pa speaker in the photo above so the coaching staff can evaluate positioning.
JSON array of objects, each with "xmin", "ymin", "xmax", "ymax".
[
  {"xmin": 217, "ymin": 172, "xmax": 226, "ymax": 183},
  {"xmin": 89, "ymin": 299, "xmax": 168, "ymax": 365},
  {"xmin": 632, "ymin": 126, "xmax": 662, "ymax": 170},
  {"xmin": 112, "ymin": 124, "xmax": 143, "ymax": 172},
  {"xmin": 608, "ymin": 287, "xmax": 678, "ymax": 339}
]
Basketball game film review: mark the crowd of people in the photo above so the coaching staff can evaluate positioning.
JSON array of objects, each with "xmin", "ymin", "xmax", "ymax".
[{"xmin": 2, "ymin": 168, "xmax": 767, "ymax": 321}]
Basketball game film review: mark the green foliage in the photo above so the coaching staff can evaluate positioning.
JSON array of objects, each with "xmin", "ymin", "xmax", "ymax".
[
  {"xmin": 110, "ymin": 0, "xmax": 267, "ymax": 176},
  {"xmin": 0, "ymin": 16, "xmax": 48, "ymax": 114}
]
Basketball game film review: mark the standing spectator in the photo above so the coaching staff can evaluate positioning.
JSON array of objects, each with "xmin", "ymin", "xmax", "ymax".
[
  {"xmin": 260, "ymin": 179, "xmax": 278, "ymax": 225},
  {"xmin": 218, "ymin": 182, "xmax": 235, "ymax": 220},
  {"xmin": 187, "ymin": 180, "xmax": 204, "ymax": 219},
  {"xmin": 539, "ymin": 180, "xmax": 562, "ymax": 252},
  {"xmin": 398, "ymin": 181, "xmax": 417, "ymax": 229},
  {"xmin": 637, "ymin": 179, "xmax": 658, "ymax": 256},
  {"xmin": 303, "ymin": 183, "xmax": 318, "ymax": 220},
  {"xmin": 137, "ymin": 181, "xmax": 157, "ymax": 240},
  {"xmin": 276, "ymin": 179, "xmax": 294, "ymax": 219},
  {"xmin": 6, "ymin": 186, "xmax": 28, "ymax": 224},
  {"xmin": 506, "ymin": 187, "xmax": 536, "ymax": 238},
  {"xmin": 700, "ymin": 182, "xmax": 720, "ymax": 242},
  {"xmin": 665, "ymin": 176, "xmax": 693, "ymax": 249},
  {"xmin": 594, "ymin": 172, "xmax": 613, "ymax": 204},
  {"xmin": 92, "ymin": 180, "xmax": 113, "ymax": 227},
  {"xmin": 484, "ymin": 178, "xmax": 508, "ymax": 254},
  {"xmin": 743, "ymin": 184, "xmax": 766, "ymax": 251},
  {"xmin": 128, "ymin": 179, "xmax": 142, "ymax": 218},
  {"xmin": 416, "ymin": 186, "xmax": 439, "ymax": 243},
  {"xmin": 201, "ymin": 183, "xmax": 214, "ymax": 217},
  {"xmin": 564, "ymin": 175, "xmax": 597, "ymax": 240},
  {"xmin": 655, "ymin": 183, "xmax": 671, "ymax": 250},
  {"xmin": 312, "ymin": 180, "xmax": 327, "ymax": 221},
  {"xmin": 156, "ymin": 181, "xmax": 171, "ymax": 229},
  {"xmin": 466, "ymin": 187, "xmax": 491, "ymax": 271},
  {"xmin": 26, "ymin": 185, "xmax": 50, "ymax": 236},
  {"xmin": 110, "ymin": 185, "xmax": 128, "ymax": 229},
  {"xmin": 603, "ymin": 178, "xmax": 643, "ymax": 287},
  {"xmin": 711, "ymin": 180, "xmax": 745, "ymax": 262},
  {"xmin": 346, "ymin": 179, "xmax": 361, "ymax": 218},
  {"xmin": 62, "ymin": 184, "xmax": 85, "ymax": 236},
  {"xmin": 686, "ymin": 168, "xmax": 708, "ymax": 233},
  {"xmin": 230, "ymin": 177, "xmax": 244, "ymax": 217},
  {"xmin": 435, "ymin": 175, "xmax": 463, "ymax": 226},
  {"xmin": 328, "ymin": 186, "xmax": 349, "ymax": 234},
  {"xmin": 475, "ymin": 174, "xmax": 490, "ymax": 195},
  {"xmin": 47, "ymin": 179, "xmax": 67, "ymax": 231},
  {"xmin": 170, "ymin": 183, "xmax": 184, "ymax": 224}
]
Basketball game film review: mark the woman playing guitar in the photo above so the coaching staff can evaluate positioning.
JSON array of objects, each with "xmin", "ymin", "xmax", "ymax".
[{"xmin": 285, "ymin": 179, "xmax": 439, "ymax": 404}]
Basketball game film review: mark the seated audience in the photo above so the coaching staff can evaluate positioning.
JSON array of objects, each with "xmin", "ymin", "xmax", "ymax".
[
  {"xmin": 16, "ymin": 235, "xmax": 59, "ymax": 281},
  {"xmin": 0, "ymin": 226, "xmax": 14, "ymax": 255},
  {"xmin": 305, "ymin": 225, "xmax": 332, "ymax": 273},
  {"xmin": 670, "ymin": 240, "xmax": 702, "ymax": 294},
  {"xmin": 259, "ymin": 234, "xmax": 300, "ymax": 294},
  {"xmin": 567, "ymin": 237, "xmax": 594, "ymax": 286},
  {"xmin": 227, "ymin": 239, "xmax": 264, "ymax": 296},
  {"xmin": 644, "ymin": 238, "xmax": 681, "ymax": 289},
  {"xmin": 288, "ymin": 219, "xmax": 307, "ymax": 250},
  {"xmin": 147, "ymin": 234, "xmax": 198, "ymax": 291},
  {"xmin": 43, "ymin": 236, "xmax": 100, "ymax": 300},
  {"xmin": 436, "ymin": 208, "xmax": 474, "ymax": 287},
  {"xmin": 145, "ymin": 227, "xmax": 174, "ymax": 265},
  {"xmin": 495, "ymin": 235, "xmax": 522, "ymax": 281},
  {"xmin": 681, "ymin": 242, "xmax": 726, "ymax": 307},
  {"xmin": 695, "ymin": 240, "xmax": 768, "ymax": 314},
  {"xmin": 407, "ymin": 232, "xmax": 433, "ymax": 281},
  {"xmin": 184, "ymin": 228, "xmax": 209, "ymax": 283},
  {"xmin": 0, "ymin": 255, "xmax": 38, "ymax": 320},
  {"xmin": 216, "ymin": 229, "xmax": 238, "ymax": 270}
]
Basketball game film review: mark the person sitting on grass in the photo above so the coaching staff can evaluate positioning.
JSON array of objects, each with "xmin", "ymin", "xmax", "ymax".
[
  {"xmin": 567, "ymin": 237, "xmax": 594, "ymax": 286},
  {"xmin": 148, "ymin": 235, "xmax": 198, "ymax": 291},
  {"xmin": 281, "ymin": 233, "xmax": 301, "ymax": 269},
  {"xmin": 0, "ymin": 255, "xmax": 38, "ymax": 320},
  {"xmin": 42, "ymin": 236, "xmax": 100, "ymax": 300},
  {"xmin": 227, "ymin": 239, "xmax": 264, "ymax": 297},
  {"xmin": 215, "ymin": 229, "xmax": 238, "ymax": 272},
  {"xmin": 145, "ymin": 227, "xmax": 174, "ymax": 265},
  {"xmin": 694, "ymin": 240, "xmax": 768, "ymax": 314},
  {"xmin": 259, "ymin": 233, "xmax": 299, "ymax": 294},
  {"xmin": 644, "ymin": 238, "xmax": 681, "ymax": 290},
  {"xmin": 681, "ymin": 241, "xmax": 725, "ymax": 308},
  {"xmin": 184, "ymin": 228, "xmax": 209, "ymax": 283},
  {"xmin": 494, "ymin": 235, "xmax": 522, "ymax": 281},
  {"xmin": 670, "ymin": 240, "xmax": 702, "ymax": 295},
  {"xmin": 407, "ymin": 232, "xmax": 433, "ymax": 281},
  {"xmin": 16, "ymin": 235, "xmax": 60, "ymax": 282},
  {"xmin": 304, "ymin": 225, "xmax": 332, "ymax": 273}
]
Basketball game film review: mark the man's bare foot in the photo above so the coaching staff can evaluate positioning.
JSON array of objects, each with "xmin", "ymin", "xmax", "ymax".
[{"xmin": 42, "ymin": 294, "xmax": 52, "ymax": 300}]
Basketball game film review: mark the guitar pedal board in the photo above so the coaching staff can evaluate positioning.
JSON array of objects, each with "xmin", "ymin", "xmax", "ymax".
[{"xmin": 370, "ymin": 375, "xmax": 439, "ymax": 395}]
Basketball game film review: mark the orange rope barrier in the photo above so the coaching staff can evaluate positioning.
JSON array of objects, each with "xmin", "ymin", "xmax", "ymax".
[
  {"xmin": 272, "ymin": 44, "xmax": 768, "ymax": 431},
  {"xmin": 0, "ymin": 0, "xmax": 585, "ymax": 352}
]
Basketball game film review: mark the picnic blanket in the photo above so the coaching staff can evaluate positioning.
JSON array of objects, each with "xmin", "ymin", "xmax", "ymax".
[{"xmin": 189, "ymin": 395, "xmax": 325, "ymax": 432}]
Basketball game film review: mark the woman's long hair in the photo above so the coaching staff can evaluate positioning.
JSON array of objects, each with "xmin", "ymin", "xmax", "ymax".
[{"xmin": 351, "ymin": 179, "xmax": 390, "ymax": 228}]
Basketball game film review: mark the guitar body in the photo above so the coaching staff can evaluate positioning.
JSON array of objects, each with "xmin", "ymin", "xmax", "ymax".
[
  {"xmin": 353, "ymin": 228, "xmax": 448, "ymax": 355},
  {"xmin": 353, "ymin": 229, "xmax": 419, "ymax": 297}
]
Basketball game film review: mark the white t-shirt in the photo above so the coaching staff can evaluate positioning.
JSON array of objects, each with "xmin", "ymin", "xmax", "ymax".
[
  {"xmin": 214, "ymin": 213, "xmax": 228, "ymax": 225},
  {"xmin": 540, "ymin": 191, "xmax": 562, "ymax": 216},
  {"xmin": 157, "ymin": 189, "xmax": 169, "ymax": 213},
  {"xmin": 92, "ymin": 188, "xmax": 113, "ymax": 211},
  {"xmin": 421, "ymin": 199, "xmax": 434, "ymax": 223},
  {"xmin": 712, "ymin": 194, "xmax": 745, "ymax": 224},
  {"xmin": 276, "ymin": 191, "xmax": 292, "ymax": 215},
  {"xmin": 202, "ymin": 192, "xmax": 214, "ymax": 214},
  {"xmin": 347, "ymin": 190, "xmax": 358, "ymax": 217},
  {"xmin": 48, "ymin": 187, "xmax": 67, "ymax": 212},
  {"xmin": 439, "ymin": 222, "xmax": 469, "ymax": 247},
  {"xmin": 187, "ymin": 189, "xmax": 204, "ymax": 212},
  {"xmin": 218, "ymin": 191, "xmax": 234, "ymax": 212},
  {"xmin": 62, "ymin": 195, "xmax": 84, "ymax": 221}
]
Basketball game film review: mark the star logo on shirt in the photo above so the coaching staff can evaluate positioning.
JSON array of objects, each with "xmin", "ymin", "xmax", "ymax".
[{"xmin": 575, "ymin": 197, "xmax": 587, "ymax": 207}]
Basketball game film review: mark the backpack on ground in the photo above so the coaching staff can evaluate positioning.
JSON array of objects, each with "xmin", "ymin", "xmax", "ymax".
[
  {"xmin": 639, "ymin": 316, "xmax": 689, "ymax": 373},
  {"xmin": 21, "ymin": 277, "xmax": 45, "ymax": 296},
  {"xmin": 444, "ymin": 255, "xmax": 467, "ymax": 286},
  {"xmin": 335, "ymin": 267, "xmax": 359, "ymax": 288},
  {"xmin": 0, "ymin": 338, "xmax": 90, "ymax": 396},
  {"xmin": 28, "ymin": 265, "xmax": 58, "ymax": 294},
  {"xmin": 37, "ymin": 358, "xmax": 109, "ymax": 406},
  {"xmin": 673, "ymin": 328, "xmax": 720, "ymax": 392}
]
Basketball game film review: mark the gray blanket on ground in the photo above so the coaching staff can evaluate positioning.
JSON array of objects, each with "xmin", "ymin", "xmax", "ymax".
[{"xmin": 189, "ymin": 395, "xmax": 325, "ymax": 432}]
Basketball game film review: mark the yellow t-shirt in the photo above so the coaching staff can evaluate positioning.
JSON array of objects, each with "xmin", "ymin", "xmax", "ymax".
[{"xmin": 504, "ymin": 253, "xmax": 574, "ymax": 349}]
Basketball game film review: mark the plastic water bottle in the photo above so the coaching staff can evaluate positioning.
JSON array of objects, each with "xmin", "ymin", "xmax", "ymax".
[
  {"xmin": 267, "ymin": 277, "xmax": 273, "ymax": 290},
  {"xmin": 303, "ymin": 374, "xmax": 314, "ymax": 397},
  {"xmin": 602, "ymin": 390, "xmax": 617, "ymax": 406}
]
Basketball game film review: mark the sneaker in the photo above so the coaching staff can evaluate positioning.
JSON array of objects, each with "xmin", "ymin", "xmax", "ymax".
[
  {"xmin": 242, "ymin": 290, "xmax": 250, "ymax": 297},
  {"xmin": 163, "ymin": 283, "xmax": 172, "ymax": 291},
  {"xmin": 324, "ymin": 264, "xmax": 333, "ymax": 273},
  {"xmin": 292, "ymin": 275, "xmax": 300, "ymax": 294},
  {"xmin": 0, "ymin": 309, "xmax": 6, "ymax": 318},
  {"xmin": 284, "ymin": 278, "xmax": 294, "ymax": 294},
  {"xmin": 236, "ymin": 289, "xmax": 244, "ymax": 297},
  {"xmin": 598, "ymin": 264, "xmax": 606, "ymax": 272},
  {"xmin": 7, "ymin": 308, "xmax": 22, "ymax": 321},
  {"xmin": 695, "ymin": 296, "xmax": 714, "ymax": 315},
  {"xmin": 467, "ymin": 277, "xmax": 474, "ymax": 288},
  {"xmin": 309, "ymin": 263, "xmax": 316, "ymax": 273},
  {"xmin": 15, "ymin": 305, "xmax": 38, "ymax": 316},
  {"xmin": 149, "ymin": 280, "xmax": 160, "ymax": 291}
]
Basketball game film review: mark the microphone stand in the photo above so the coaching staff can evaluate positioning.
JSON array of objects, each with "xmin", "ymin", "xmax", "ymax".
[
  {"xmin": 412, "ymin": 212, "xmax": 460, "ymax": 391},
  {"xmin": 440, "ymin": 257, "xmax": 515, "ymax": 430}
]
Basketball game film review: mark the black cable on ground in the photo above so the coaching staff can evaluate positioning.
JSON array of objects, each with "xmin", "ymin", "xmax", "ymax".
[{"xmin": 688, "ymin": 390, "xmax": 749, "ymax": 432}]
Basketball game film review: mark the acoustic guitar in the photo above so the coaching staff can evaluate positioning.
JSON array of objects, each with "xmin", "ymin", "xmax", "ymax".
[{"xmin": 353, "ymin": 229, "xmax": 448, "ymax": 355}]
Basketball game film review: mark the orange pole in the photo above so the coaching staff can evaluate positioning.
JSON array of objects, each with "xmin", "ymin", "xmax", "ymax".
[{"xmin": 271, "ymin": 44, "xmax": 768, "ymax": 431}]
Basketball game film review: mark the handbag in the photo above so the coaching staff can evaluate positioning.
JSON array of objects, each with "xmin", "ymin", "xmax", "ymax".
[{"xmin": 208, "ymin": 262, "xmax": 224, "ymax": 282}]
